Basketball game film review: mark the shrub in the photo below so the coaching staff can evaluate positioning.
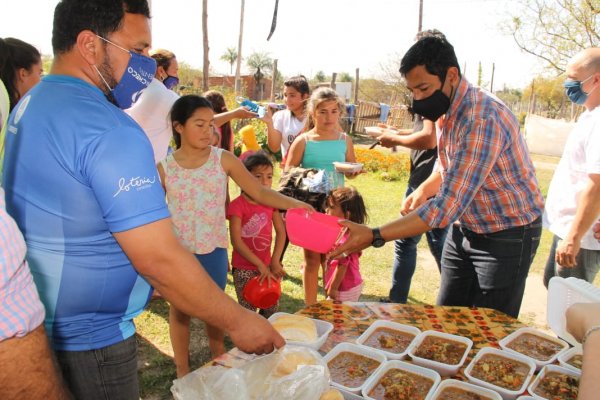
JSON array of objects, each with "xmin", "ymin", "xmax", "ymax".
[{"xmin": 355, "ymin": 148, "xmax": 410, "ymax": 181}]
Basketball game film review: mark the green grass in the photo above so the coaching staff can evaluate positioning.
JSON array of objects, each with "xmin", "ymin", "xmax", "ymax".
[{"xmin": 135, "ymin": 152, "xmax": 559, "ymax": 399}]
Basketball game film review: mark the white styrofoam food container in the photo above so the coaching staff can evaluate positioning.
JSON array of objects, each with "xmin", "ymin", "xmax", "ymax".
[
  {"xmin": 528, "ymin": 364, "xmax": 580, "ymax": 400},
  {"xmin": 361, "ymin": 360, "xmax": 441, "ymax": 400},
  {"xmin": 333, "ymin": 162, "xmax": 363, "ymax": 174},
  {"xmin": 464, "ymin": 346, "xmax": 536, "ymax": 400},
  {"xmin": 323, "ymin": 342, "xmax": 386, "ymax": 394},
  {"xmin": 268, "ymin": 312, "xmax": 333, "ymax": 350},
  {"xmin": 355, "ymin": 320, "xmax": 420, "ymax": 360},
  {"xmin": 557, "ymin": 345, "xmax": 583, "ymax": 373},
  {"xmin": 498, "ymin": 327, "xmax": 569, "ymax": 370},
  {"xmin": 431, "ymin": 378, "xmax": 502, "ymax": 400},
  {"xmin": 547, "ymin": 276, "xmax": 600, "ymax": 346},
  {"xmin": 364, "ymin": 126, "xmax": 384, "ymax": 138},
  {"xmin": 516, "ymin": 397, "xmax": 535, "ymax": 400},
  {"xmin": 407, "ymin": 330, "xmax": 473, "ymax": 376},
  {"xmin": 338, "ymin": 388, "xmax": 365, "ymax": 400}
]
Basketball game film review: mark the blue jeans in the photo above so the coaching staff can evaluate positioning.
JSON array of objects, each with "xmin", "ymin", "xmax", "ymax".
[
  {"xmin": 389, "ymin": 185, "xmax": 449, "ymax": 303},
  {"xmin": 436, "ymin": 217, "xmax": 542, "ymax": 318},
  {"xmin": 55, "ymin": 335, "xmax": 139, "ymax": 400},
  {"xmin": 543, "ymin": 234, "xmax": 600, "ymax": 287}
]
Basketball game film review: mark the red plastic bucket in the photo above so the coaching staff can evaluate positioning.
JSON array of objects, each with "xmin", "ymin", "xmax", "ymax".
[{"xmin": 242, "ymin": 276, "xmax": 281, "ymax": 309}]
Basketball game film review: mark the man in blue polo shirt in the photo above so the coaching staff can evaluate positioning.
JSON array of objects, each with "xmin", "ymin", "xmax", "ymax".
[{"xmin": 2, "ymin": 1, "xmax": 284, "ymax": 399}]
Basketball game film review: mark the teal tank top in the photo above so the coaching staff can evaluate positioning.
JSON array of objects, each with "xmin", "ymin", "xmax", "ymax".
[{"xmin": 301, "ymin": 133, "xmax": 347, "ymax": 187}]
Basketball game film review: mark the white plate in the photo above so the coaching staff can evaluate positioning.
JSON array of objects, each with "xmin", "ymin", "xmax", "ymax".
[
  {"xmin": 355, "ymin": 320, "xmax": 420, "ymax": 360},
  {"xmin": 547, "ymin": 277, "xmax": 600, "ymax": 346},
  {"xmin": 323, "ymin": 342, "xmax": 386, "ymax": 394},
  {"xmin": 430, "ymin": 378, "xmax": 502, "ymax": 400},
  {"xmin": 268, "ymin": 312, "xmax": 333, "ymax": 350},
  {"xmin": 463, "ymin": 347, "xmax": 536, "ymax": 400},
  {"xmin": 498, "ymin": 327, "xmax": 569, "ymax": 370},
  {"xmin": 557, "ymin": 345, "xmax": 583, "ymax": 373},
  {"xmin": 333, "ymin": 162, "xmax": 363, "ymax": 173},
  {"xmin": 528, "ymin": 364, "xmax": 580, "ymax": 400},
  {"xmin": 407, "ymin": 330, "xmax": 473, "ymax": 376},
  {"xmin": 361, "ymin": 360, "xmax": 441, "ymax": 400}
]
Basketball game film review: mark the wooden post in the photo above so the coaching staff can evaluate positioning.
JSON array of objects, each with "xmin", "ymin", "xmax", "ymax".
[
  {"xmin": 490, "ymin": 62, "xmax": 495, "ymax": 92},
  {"xmin": 270, "ymin": 59, "xmax": 278, "ymax": 102},
  {"xmin": 234, "ymin": 0, "xmax": 245, "ymax": 94},
  {"xmin": 330, "ymin": 73, "xmax": 337, "ymax": 90},
  {"xmin": 354, "ymin": 68, "xmax": 360, "ymax": 104}
]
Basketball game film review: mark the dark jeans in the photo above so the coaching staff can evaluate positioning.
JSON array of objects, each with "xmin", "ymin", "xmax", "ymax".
[
  {"xmin": 436, "ymin": 217, "xmax": 542, "ymax": 318},
  {"xmin": 55, "ymin": 335, "xmax": 139, "ymax": 400},
  {"xmin": 389, "ymin": 185, "xmax": 449, "ymax": 303}
]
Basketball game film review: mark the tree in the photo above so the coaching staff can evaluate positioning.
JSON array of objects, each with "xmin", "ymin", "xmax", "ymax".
[
  {"xmin": 246, "ymin": 51, "xmax": 273, "ymax": 99},
  {"xmin": 202, "ymin": 0, "xmax": 209, "ymax": 91},
  {"xmin": 523, "ymin": 74, "xmax": 569, "ymax": 117},
  {"xmin": 338, "ymin": 72, "xmax": 353, "ymax": 82},
  {"xmin": 314, "ymin": 70, "xmax": 326, "ymax": 82},
  {"xmin": 178, "ymin": 61, "xmax": 203, "ymax": 89},
  {"xmin": 234, "ymin": 0, "xmax": 245, "ymax": 93},
  {"xmin": 505, "ymin": 0, "xmax": 600, "ymax": 74},
  {"xmin": 220, "ymin": 47, "xmax": 238, "ymax": 75}
]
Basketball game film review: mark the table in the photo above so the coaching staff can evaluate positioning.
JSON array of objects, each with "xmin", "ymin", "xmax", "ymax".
[{"xmin": 210, "ymin": 300, "xmax": 526, "ymax": 380}]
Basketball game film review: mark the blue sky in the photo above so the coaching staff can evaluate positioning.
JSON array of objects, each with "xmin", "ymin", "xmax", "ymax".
[{"xmin": 1, "ymin": 0, "xmax": 542, "ymax": 89}]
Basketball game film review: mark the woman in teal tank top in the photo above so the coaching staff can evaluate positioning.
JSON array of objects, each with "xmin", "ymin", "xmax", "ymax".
[{"xmin": 284, "ymin": 87, "xmax": 360, "ymax": 305}]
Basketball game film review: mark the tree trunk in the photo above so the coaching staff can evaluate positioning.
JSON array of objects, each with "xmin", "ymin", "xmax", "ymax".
[
  {"xmin": 202, "ymin": 0, "xmax": 210, "ymax": 91},
  {"xmin": 270, "ymin": 59, "xmax": 278, "ymax": 101},
  {"xmin": 234, "ymin": 0, "xmax": 245, "ymax": 94}
]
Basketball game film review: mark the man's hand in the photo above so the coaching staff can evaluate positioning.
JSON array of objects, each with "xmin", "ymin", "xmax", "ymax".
[
  {"xmin": 378, "ymin": 132, "xmax": 401, "ymax": 148},
  {"xmin": 327, "ymin": 220, "xmax": 373, "ymax": 260},
  {"xmin": 556, "ymin": 238, "xmax": 580, "ymax": 268},
  {"xmin": 401, "ymin": 188, "xmax": 428, "ymax": 216},
  {"xmin": 566, "ymin": 303, "xmax": 600, "ymax": 342},
  {"xmin": 595, "ymin": 221, "xmax": 600, "ymax": 242},
  {"xmin": 229, "ymin": 309, "xmax": 285, "ymax": 354}
]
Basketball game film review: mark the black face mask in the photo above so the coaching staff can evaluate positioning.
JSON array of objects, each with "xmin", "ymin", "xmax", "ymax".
[{"xmin": 411, "ymin": 74, "xmax": 451, "ymax": 121}]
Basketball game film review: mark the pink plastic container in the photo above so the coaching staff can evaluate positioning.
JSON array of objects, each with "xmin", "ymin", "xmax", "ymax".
[{"xmin": 285, "ymin": 208, "xmax": 346, "ymax": 253}]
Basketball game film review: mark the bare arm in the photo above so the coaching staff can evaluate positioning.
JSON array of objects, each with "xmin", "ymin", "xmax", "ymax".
[
  {"xmin": 0, "ymin": 325, "xmax": 71, "ymax": 399},
  {"xmin": 326, "ymin": 262, "xmax": 348, "ymax": 300},
  {"xmin": 270, "ymin": 211, "xmax": 286, "ymax": 278},
  {"xmin": 556, "ymin": 174, "xmax": 600, "ymax": 267},
  {"xmin": 113, "ymin": 219, "xmax": 284, "ymax": 354},
  {"xmin": 213, "ymin": 107, "xmax": 257, "ymax": 128},
  {"xmin": 378, "ymin": 120, "xmax": 437, "ymax": 150},
  {"xmin": 262, "ymin": 108, "xmax": 282, "ymax": 153},
  {"xmin": 401, "ymin": 170, "xmax": 443, "ymax": 215},
  {"xmin": 284, "ymin": 133, "xmax": 307, "ymax": 169},
  {"xmin": 566, "ymin": 303, "xmax": 600, "ymax": 400},
  {"xmin": 222, "ymin": 151, "xmax": 312, "ymax": 211}
]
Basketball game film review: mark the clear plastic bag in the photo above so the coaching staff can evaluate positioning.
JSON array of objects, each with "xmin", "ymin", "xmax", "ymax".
[{"xmin": 171, "ymin": 346, "xmax": 330, "ymax": 400}]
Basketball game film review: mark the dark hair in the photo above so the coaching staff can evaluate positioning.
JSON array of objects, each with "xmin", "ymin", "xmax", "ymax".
[
  {"xmin": 204, "ymin": 90, "xmax": 232, "ymax": 151},
  {"xmin": 242, "ymin": 151, "xmax": 273, "ymax": 172},
  {"xmin": 284, "ymin": 75, "xmax": 310, "ymax": 96},
  {"xmin": 326, "ymin": 187, "xmax": 368, "ymax": 225},
  {"xmin": 170, "ymin": 95, "xmax": 214, "ymax": 149},
  {"xmin": 0, "ymin": 37, "xmax": 41, "ymax": 111},
  {"xmin": 399, "ymin": 36, "xmax": 461, "ymax": 82},
  {"xmin": 52, "ymin": 0, "xmax": 151, "ymax": 54},
  {"xmin": 151, "ymin": 49, "xmax": 176, "ymax": 73}
]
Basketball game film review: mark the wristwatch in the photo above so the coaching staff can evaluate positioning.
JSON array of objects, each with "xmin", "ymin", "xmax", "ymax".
[{"xmin": 371, "ymin": 227, "xmax": 385, "ymax": 248}]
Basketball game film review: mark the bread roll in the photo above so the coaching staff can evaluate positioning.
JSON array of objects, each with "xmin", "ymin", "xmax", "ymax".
[
  {"xmin": 320, "ymin": 388, "xmax": 344, "ymax": 400},
  {"xmin": 271, "ymin": 314, "xmax": 318, "ymax": 342},
  {"xmin": 273, "ymin": 351, "xmax": 319, "ymax": 377}
]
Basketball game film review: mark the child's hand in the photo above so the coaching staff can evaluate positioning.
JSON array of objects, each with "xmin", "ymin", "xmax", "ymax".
[
  {"xmin": 270, "ymin": 261, "xmax": 285, "ymax": 279},
  {"xmin": 233, "ymin": 106, "xmax": 259, "ymax": 119},
  {"xmin": 326, "ymin": 287, "xmax": 339, "ymax": 300},
  {"xmin": 258, "ymin": 267, "xmax": 277, "ymax": 286}
]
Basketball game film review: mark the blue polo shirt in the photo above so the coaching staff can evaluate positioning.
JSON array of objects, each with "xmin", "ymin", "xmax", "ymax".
[{"xmin": 2, "ymin": 75, "xmax": 170, "ymax": 351}]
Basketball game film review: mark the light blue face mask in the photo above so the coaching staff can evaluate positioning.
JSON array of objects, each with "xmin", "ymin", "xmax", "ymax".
[
  {"xmin": 94, "ymin": 35, "xmax": 157, "ymax": 109},
  {"xmin": 564, "ymin": 74, "xmax": 595, "ymax": 105}
]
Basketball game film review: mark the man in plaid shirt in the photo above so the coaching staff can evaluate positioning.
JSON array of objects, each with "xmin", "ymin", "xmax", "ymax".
[{"xmin": 331, "ymin": 36, "xmax": 544, "ymax": 318}]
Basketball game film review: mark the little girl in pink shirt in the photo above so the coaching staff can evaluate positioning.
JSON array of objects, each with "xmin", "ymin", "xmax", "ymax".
[{"xmin": 323, "ymin": 187, "xmax": 368, "ymax": 301}]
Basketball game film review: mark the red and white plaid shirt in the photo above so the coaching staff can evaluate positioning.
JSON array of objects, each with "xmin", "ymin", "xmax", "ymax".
[{"xmin": 418, "ymin": 78, "xmax": 544, "ymax": 233}]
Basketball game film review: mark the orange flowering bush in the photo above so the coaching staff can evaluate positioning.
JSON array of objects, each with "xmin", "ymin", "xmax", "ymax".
[{"xmin": 355, "ymin": 148, "xmax": 411, "ymax": 181}]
